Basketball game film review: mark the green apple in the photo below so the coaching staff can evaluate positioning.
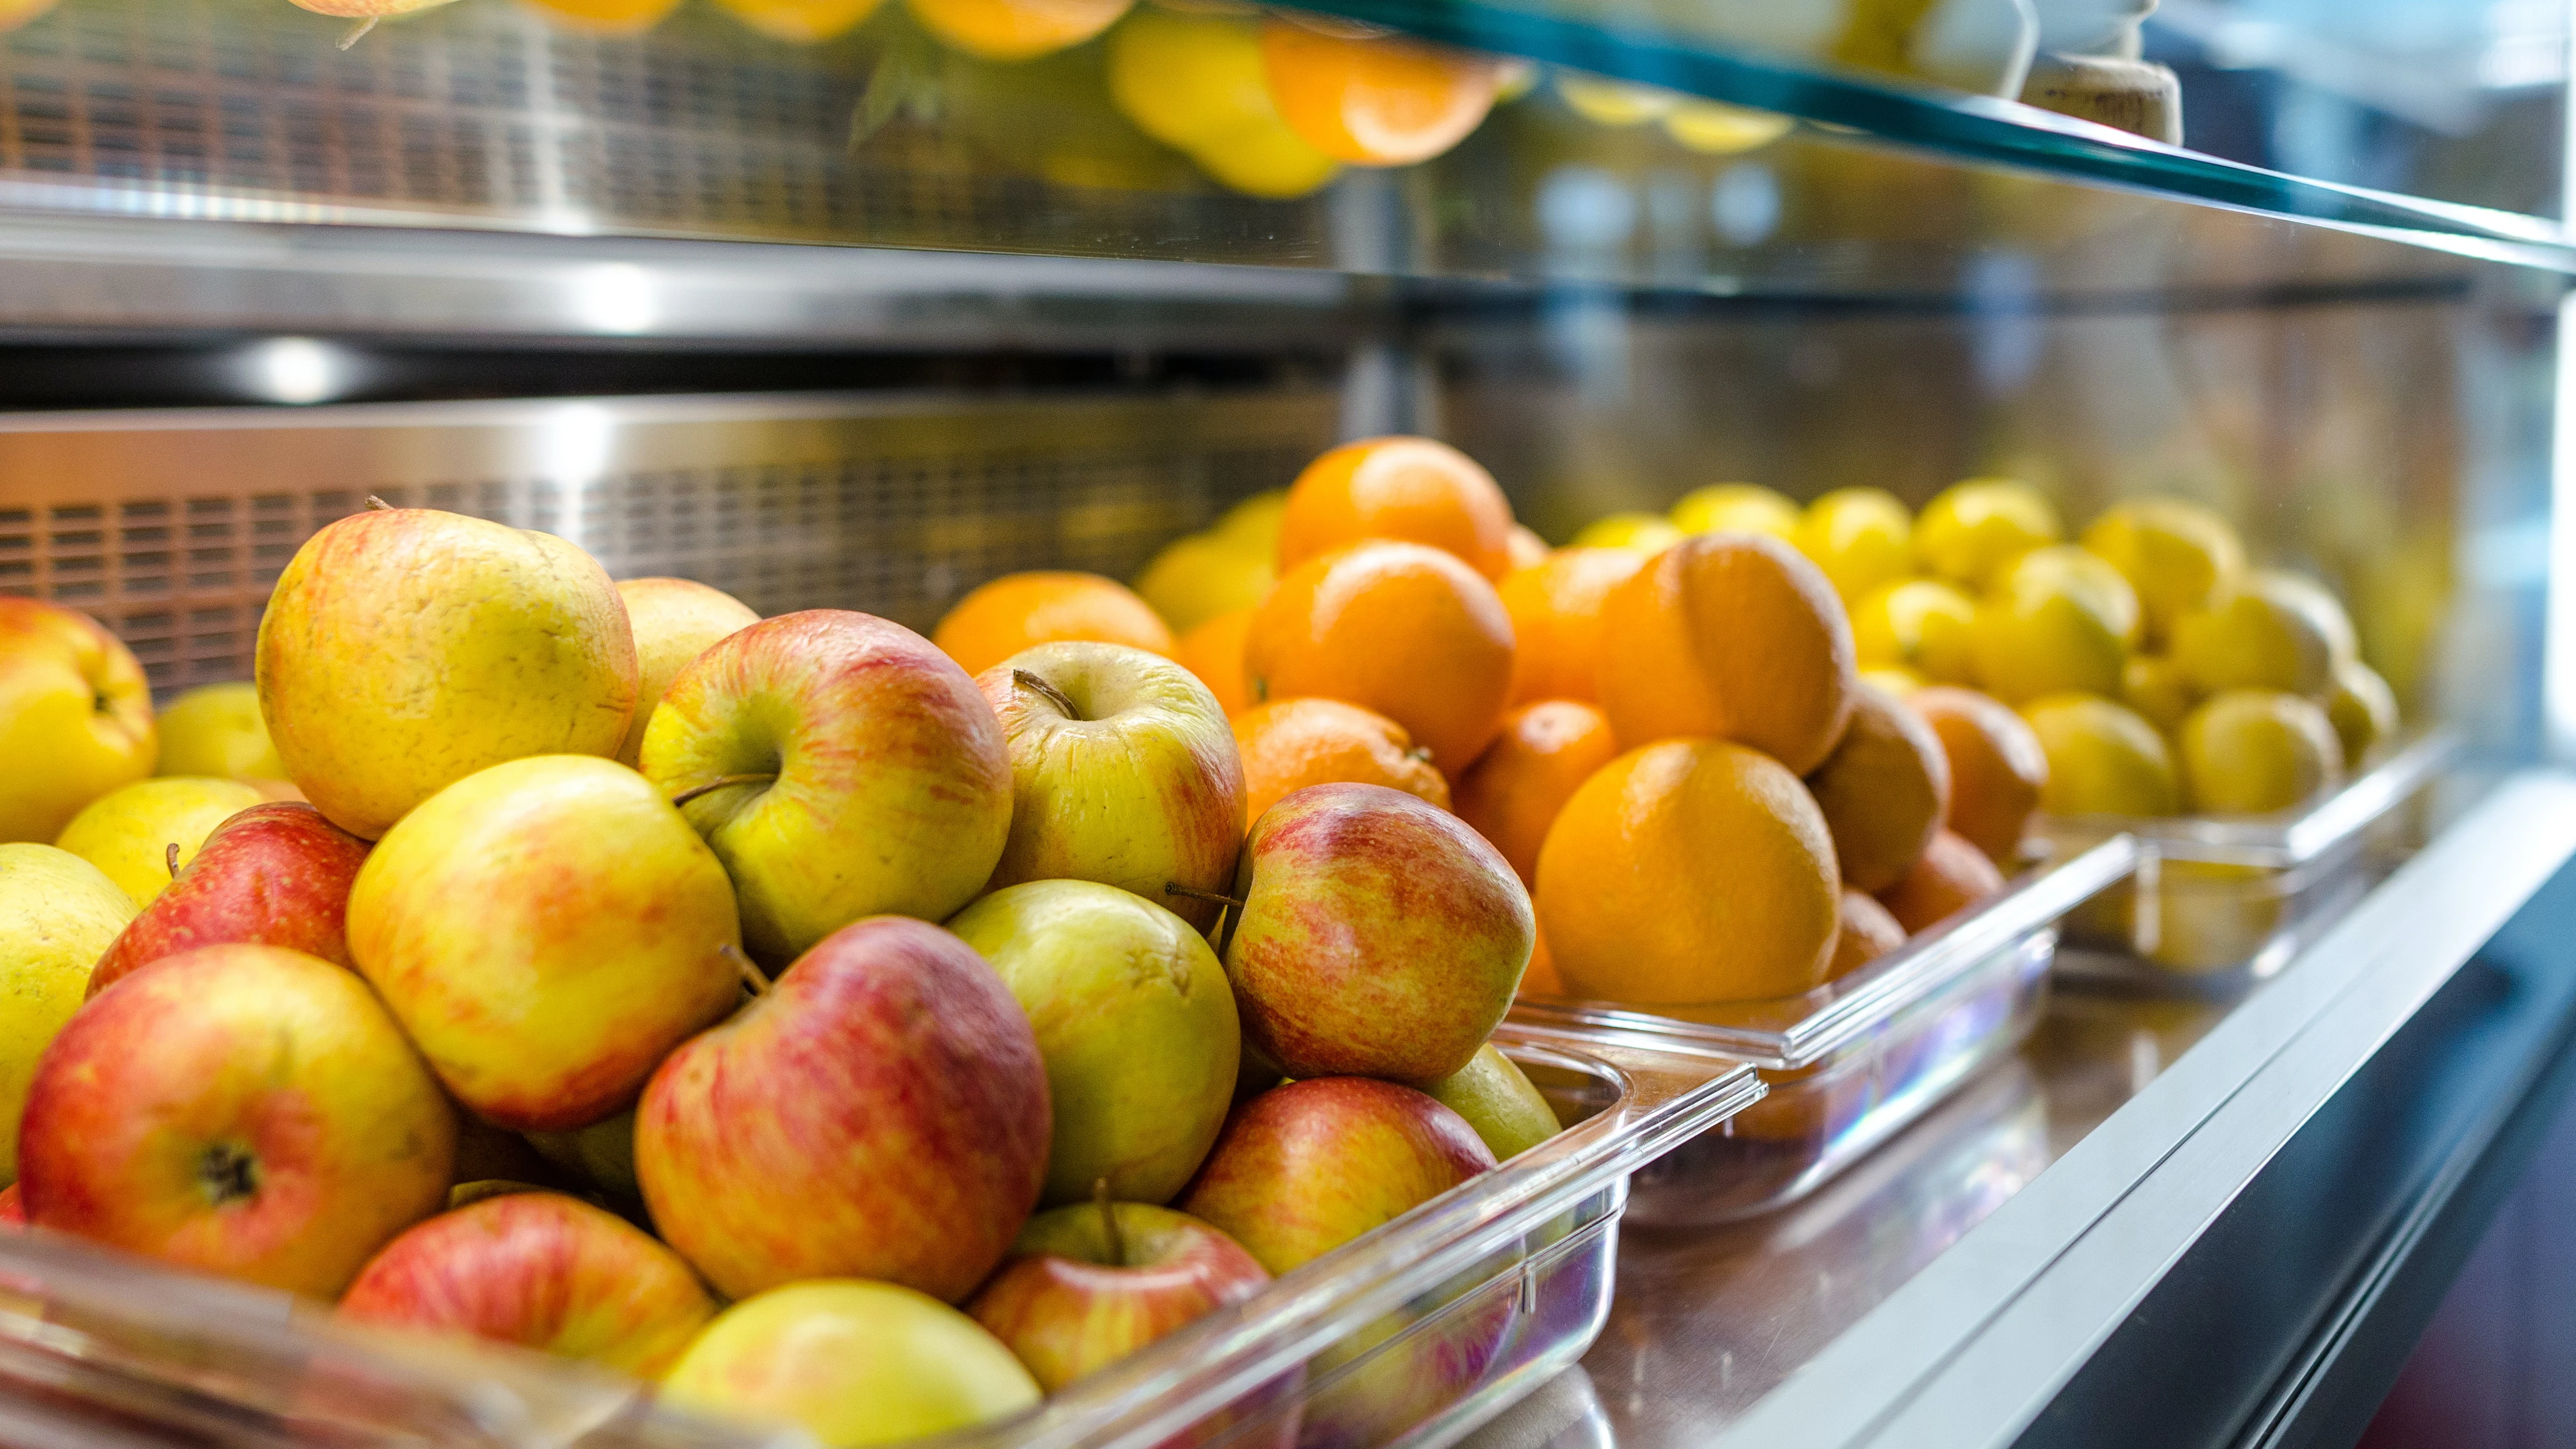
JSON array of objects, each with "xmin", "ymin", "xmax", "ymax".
[
  {"xmin": 0, "ymin": 597, "xmax": 155, "ymax": 844},
  {"xmin": 154, "ymin": 682, "xmax": 286, "ymax": 782},
  {"xmin": 614, "ymin": 578, "xmax": 760, "ymax": 767},
  {"xmin": 947, "ymin": 880, "xmax": 1240, "ymax": 1205},
  {"xmin": 1412, "ymin": 1044, "xmax": 1559, "ymax": 1162},
  {"xmin": 661, "ymin": 1280, "xmax": 1039, "ymax": 1448},
  {"xmin": 0, "ymin": 843, "xmax": 135, "ymax": 1181},
  {"xmin": 54, "ymin": 776, "xmax": 263, "ymax": 906}
]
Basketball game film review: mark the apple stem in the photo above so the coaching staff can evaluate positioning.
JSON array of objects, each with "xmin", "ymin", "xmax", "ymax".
[
  {"xmin": 720, "ymin": 943, "xmax": 770, "ymax": 997},
  {"xmin": 1095, "ymin": 1177, "xmax": 1127, "ymax": 1268},
  {"xmin": 1012, "ymin": 670, "xmax": 1083, "ymax": 723},
  {"xmin": 670, "ymin": 774, "xmax": 777, "ymax": 808},
  {"xmin": 1166, "ymin": 882, "xmax": 1244, "ymax": 948},
  {"xmin": 363, "ymin": 494, "xmax": 393, "ymax": 511},
  {"xmin": 164, "ymin": 843, "xmax": 181, "ymax": 879},
  {"xmin": 336, "ymin": 16, "xmax": 376, "ymax": 48}
]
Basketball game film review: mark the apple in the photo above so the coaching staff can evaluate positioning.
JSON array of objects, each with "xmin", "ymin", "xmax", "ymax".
[
  {"xmin": 0, "ymin": 1184, "xmax": 21, "ymax": 1227},
  {"xmin": 347, "ymin": 755, "xmax": 741, "ymax": 1133},
  {"xmin": 1412, "ymin": 1043, "xmax": 1560, "ymax": 1162},
  {"xmin": 968, "ymin": 1201, "xmax": 1269, "ymax": 1390},
  {"xmin": 1223, "ymin": 784, "xmax": 1532, "ymax": 1082},
  {"xmin": 0, "ymin": 597, "xmax": 155, "ymax": 844},
  {"xmin": 636, "ymin": 915, "xmax": 1050, "ymax": 1303},
  {"xmin": 88, "ymin": 801, "xmax": 370, "ymax": 998},
  {"xmin": 53, "ymin": 776, "xmax": 264, "ymax": 907},
  {"xmin": 256, "ymin": 505, "xmax": 638, "ymax": 840},
  {"xmin": 338, "ymin": 1190, "xmax": 718, "ymax": 1376},
  {"xmin": 18, "ymin": 943, "xmax": 456, "ymax": 1297},
  {"xmin": 0, "ymin": 843, "xmax": 135, "ymax": 1181},
  {"xmin": 640, "ymin": 611, "xmax": 1012, "ymax": 964},
  {"xmin": 1178, "ymin": 1077, "xmax": 1495, "ymax": 1275},
  {"xmin": 947, "ymin": 880, "xmax": 1239, "ymax": 1206},
  {"xmin": 660, "ymin": 1280, "xmax": 1040, "ymax": 1448},
  {"xmin": 976, "ymin": 642, "xmax": 1246, "ymax": 931},
  {"xmin": 614, "ymin": 578, "xmax": 760, "ymax": 767},
  {"xmin": 154, "ymin": 682, "xmax": 286, "ymax": 782},
  {"xmin": 523, "ymin": 1108, "xmax": 639, "ymax": 1203}
]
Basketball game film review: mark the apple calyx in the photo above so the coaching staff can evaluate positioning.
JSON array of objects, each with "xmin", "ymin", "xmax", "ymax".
[
  {"xmin": 197, "ymin": 1142, "xmax": 261, "ymax": 1208},
  {"xmin": 1011, "ymin": 670, "xmax": 1083, "ymax": 723},
  {"xmin": 668, "ymin": 774, "xmax": 778, "ymax": 809},
  {"xmin": 719, "ymin": 942, "xmax": 770, "ymax": 997}
]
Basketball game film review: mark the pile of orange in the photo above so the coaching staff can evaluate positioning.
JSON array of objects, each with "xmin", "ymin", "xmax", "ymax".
[{"xmin": 932, "ymin": 435, "xmax": 2062, "ymax": 1013}]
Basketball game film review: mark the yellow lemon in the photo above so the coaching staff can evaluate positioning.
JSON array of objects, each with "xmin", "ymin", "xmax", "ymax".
[
  {"xmin": 2020, "ymin": 693, "xmax": 2180, "ymax": 816},
  {"xmin": 1214, "ymin": 490, "xmax": 1290, "ymax": 559},
  {"xmin": 1970, "ymin": 546, "xmax": 2139, "ymax": 705},
  {"xmin": 1106, "ymin": 10, "xmax": 1341, "ymax": 198},
  {"xmin": 2171, "ymin": 571, "xmax": 2356, "ymax": 698},
  {"xmin": 1916, "ymin": 477, "xmax": 2062, "ymax": 589},
  {"xmin": 2325, "ymin": 658, "xmax": 2398, "ymax": 769},
  {"xmin": 710, "ymin": 0, "xmax": 882, "ymax": 41},
  {"xmin": 1852, "ymin": 578, "xmax": 1978, "ymax": 684},
  {"xmin": 2177, "ymin": 689, "xmax": 2342, "ymax": 814},
  {"xmin": 1555, "ymin": 73, "xmax": 1682, "ymax": 125},
  {"xmin": 519, "ymin": 0, "xmax": 680, "ymax": 30},
  {"xmin": 1793, "ymin": 487, "xmax": 1913, "ymax": 603},
  {"xmin": 1133, "ymin": 531, "xmax": 1275, "ymax": 634},
  {"xmin": 2079, "ymin": 498, "xmax": 2245, "ymax": 646},
  {"xmin": 1670, "ymin": 482, "xmax": 1799, "ymax": 540},
  {"xmin": 2122, "ymin": 653, "xmax": 2199, "ymax": 735},
  {"xmin": 1860, "ymin": 664, "xmax": 1926, "ymax": 697},
  {"xmin": 1664, "ymin": 99, "xmax": 1793, "ymax": 153},
  {"xmin": 1193, "ymin": 121, "xmax": 1341, "ymax": 198},
  {"xmin": 1571, "ymin": 512, "xmax": 1684, "ymax": 552}
]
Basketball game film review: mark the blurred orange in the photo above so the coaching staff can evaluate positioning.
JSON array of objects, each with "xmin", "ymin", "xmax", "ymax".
[
  {"xmin": 1453, "ymin": 700, "xmax": 1620, "ymax": 886},
  {"xmin": 1260, "ymin": 23, "xmax": 1501, "ymax": 166},
  {"xmin": 1908, "ymin": 686, "xmax": 2048, "ymax": 866},
  {"xmin": 1521, "ymin": 927, "xmax": 1562, "ymax": 995},
  {"xmin": 1499, "ymin": 546, "xmax": 1643, "ymax": 707},
  {"xmin": 1177, "ymin": 607, "xmax": 1256, "ymax": 716},
  {"xmin": 1245, "ymin": 540, "xmax": 1514, "ymax": 775},
  {"xmin": 521, "ymin": 0, "xmax": 680, "ymax": 31},
  {"xmin": 1597, "ymin": 532, "xmax": 1860, "ymax": 775},
  {"xmin": 932, "ymin": 571, "xmax": 1175, "ymax": 678},
  {"xmin": 1536, "ymin": 738, "xmax": 1840, "ymax": 1005},
  {"xmin": 1877, "ymin": 829, "xmax": 2006, "ymax": 934},
  {"xmin": 1232, "ymin": 697, "xmax": 1448, "ymax": 826},
  {"xmin": 905, "ymin": 0, "xmax": 1129, "ymax": 58},
  {"xmin": 1827, "ymin": 889, "xmax": 1906, "ymax": 979},
  {"xmin": 710, "ymin": 0, "xmax": 880, "ymax": 40},
  {"xmin": 1506, "ymin": 525, "xmax": 1551, "ymax": 570},
  {"xmin": 1803, "ymin": 685, "xmax": 1950, "ymax": 894},
  {"xmin": 1277, "ymin": 435, "xmax": 1516, "ymax": 582}
]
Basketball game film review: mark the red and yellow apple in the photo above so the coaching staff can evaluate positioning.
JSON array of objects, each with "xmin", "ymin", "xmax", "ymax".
[
  {"xmin": 89, "ymin": 801, "xmax": 369, "ymax": 997},
  {"xmin": 640, "ymin": 611, "xmax": 1011, "ymax": 964},
  {"xmin": 0, "ymin": 843, "xmax": 136, "ymax": 1181},
  {"xmin": 636, "ymin": 915, "xmax": 1050, "ymax": 1303},
  {"xmin": 346, "ymin": 755, "xmax": 742, "ymax": 1132},
  {"xmin": 18, "ymin": 942, "xmax": 456, "ymax": 1296},
  {"xmin": 256, "ymin": 507, "xmax": 638, "ymax": 839},
  {"xmin": 53, "ymin": 775, "xmax": 262, "ymax": 907},
  {"xmin": 968, "ymin": 1201, "xmax": 1269, "ymax": 1390},
  {"xmin": 614, "ymin": 577, "xmax": 759, "ymax": 767},
  {"xmin": 0, "ymin": 597, "xmax": 155, "ymax": 844}
]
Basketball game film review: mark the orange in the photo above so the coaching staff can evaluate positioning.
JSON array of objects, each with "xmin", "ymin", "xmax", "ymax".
[
  {"xmin": 1244, "ymin": 541, "xmax": 1514, "ymax": 775},
  {"xmin": 1277, "ymin": 435, "xmax": 1516, "ymax": 582},
  {"xmin": 1596, "ymin": 532, "xmax": 1860, "ymax": 775},
  {"xmin": 932, "ymin": 571, "xmax": 1175, "ymax": 678},
  {"xmin": 1535, "ymin": 739, "xmax": 1839, "ymax": 1005},
  {"xmin": 1521, "ymin": 927, "xmax": 1563, "ymax": 996},
  {"xmin": 1260, "ymin": 23, "xmax": 1501, "ymax": 166},
  {"xmin": 1908, "ymin": 685, "xmax": 2048, "ymax": 866},
  {"xmin": 905, "ymin": 0, "xmax": 1130, "ymax": 59},
  {"xmin": 1453, "ymin": 700, "xmax": 1620, "ymax": 886},
  {"xmin": 521, "ymin": 0, "xmax": 680, "ymax": 30},
  {"xmin": 1803, "ymin": 685, "xmax": 1950, "ymax": 894},
  {"xmin": 1177, "ymin": 607, "xmax": 1256, "ymax": 717},
  {"xmin": 1499, "ymin": 547, "xmax": 1644, "ymax": 706},
  {"xmin": 1232, "ymin": 697, "xmax": 1448, "ymax": 827},
  {"xmin": 1506, "ymin": 525, "xmax": 1551, "ymax": 570},
  {"xmin": 1877, "ymin": 829, "xmax": 2006, "ymax": 934},
  {"xmin": 709, "ymin": 0, "xmax": 880, "ymax": 40},
  {"xmin": 1828, "ymin": 889, "xmax": 1907, "ymax": 979}
]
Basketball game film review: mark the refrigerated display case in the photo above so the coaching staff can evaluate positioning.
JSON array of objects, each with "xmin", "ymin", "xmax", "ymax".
[{"xmin": 0, "ymin": 0, "xmax": 2572, "ymax": 1445}]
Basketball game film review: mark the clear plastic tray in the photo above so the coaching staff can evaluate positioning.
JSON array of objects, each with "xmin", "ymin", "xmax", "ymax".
[
  {"xmin": 0, "ymin": 1025, "xmax": 1759, "ymax": 1449},
  {"xmin": 1508, "ymin": 836, "xmax": 2138, "ymax": 1224},
  {"xmin": 2042, "ymin": 731, "xmax": 2458, "ymax": 986}
]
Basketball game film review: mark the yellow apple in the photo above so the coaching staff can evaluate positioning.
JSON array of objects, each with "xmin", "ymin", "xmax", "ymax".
[
  {"xmin": 256, "ymin": 507, "xmax": 638, "ymax": 840},
  {"xmin": 0, "ymin": 597, "xmax": 155, "ymax": 843},
  {"xmin": 614, "ymin": 578, "xmax": 760, "ymax": 768},
  {"xmin": 154, "ymin": 682, "xmax": 286, "ymax": 781},
  {"xmin": 0, "ymin": 843, "xmax": 135, "ymax": 1181},
  {"xmin": 54, "ymin": 776, "xmax": 263, "ymax": 907}
]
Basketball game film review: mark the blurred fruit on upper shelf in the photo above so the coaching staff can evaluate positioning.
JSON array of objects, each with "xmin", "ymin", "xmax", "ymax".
[
  {"xmin": 0, "ymin": 597, "xmax": 155, "ymax": 844},
  {"xmin": 711, "ymin": 0, "xmax": 883, "ymax": 40},
  {"xmin": 1108, "ymin": 8, "xmax": 1340, "ymax": 198},
  {"xmin": 1259, "ymin": 24, "xmax": 1502, "ymax": 167},
  {"xmin": 519, "ymin": 0, "xmax": 682, "ymax": 31},
  {"xmin": 909, "ymin": 0, "xmax": 1131, "ymax": 59}
]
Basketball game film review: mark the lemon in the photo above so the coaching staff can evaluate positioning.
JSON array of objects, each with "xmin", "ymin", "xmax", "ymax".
[
  {"xmin": 1852, "ymin": 578, "xmax": 1977, "ymax": 684},
  {"xmin": 2080, "ymin": 498, "xmax": 2245, "ymax": 646},
  {"xmin": 1191, "ymin": 121, "xmax": 1341, "ymax": 198},
  {"xmin": 1860, "ymin": 664, "xmax": 1927, "ymax": 697},
  {"xmin": 2325, "ymin": 658, "xmax": 2398, "ymax": 769},
  {"xmin": 1213, "ymin": 490, "xmax": 1289, "ymax": 559},
  {"xmin": 2171, "ymin": 571, "xmax": 2355, "ymax": 698},
  {"xmin": 709, "ymin": 0, "xmax": 881, "ymax": 42},
  {"xmin": 1107, "ymin": 14, "xmax": 1340, "ymax": 198},
  {"xmin": 1970, "ymin": 546, "xmax": 2140, "ymax": 705},
  {"xmin": 1916, "ymin": 478, "xmax": 2062, "ymax": 589},
  {"xmin": 2177, "ymin": 689, "xmax": 2342, "ymax": 814},
  {"xmin": 1664, "ymin": 99, "xmax": 1793, "ymax": 154},
  {"xmin": 1670, "ymin": 483, "xmax": 1799, "ymax": 540},
  {"xmin": 1793, "ymin": 488, "xmax": 1912, "ymax": 603},
  {"xmin": 2121, "ymin": 653, "xmax": 2198, "ymax": 735},
  {"xmin": 1133, "ymin": 531, "xmax": 1274, "ymax": 633},
  {"xmin": 1571, "ymin": 512, "xmax": 1684, "ymax": 552},
  {"xmin": 1555, "ymin": 73, "xmax": 1682, "ymax": 125},
  {"xmin": 2020, "ymin": 694, "xmax": 2181, "ymax": 816}
]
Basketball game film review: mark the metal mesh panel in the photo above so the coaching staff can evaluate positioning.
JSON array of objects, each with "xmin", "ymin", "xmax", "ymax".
[{"xmin": 0, "ymin": 388, "xmax": 1332, "ymax": 694}]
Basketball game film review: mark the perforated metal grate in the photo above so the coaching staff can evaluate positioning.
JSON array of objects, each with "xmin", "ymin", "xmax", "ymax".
[{"xmin": 0, "ymin": 388, "xmax": 1331, "ymax": 694}]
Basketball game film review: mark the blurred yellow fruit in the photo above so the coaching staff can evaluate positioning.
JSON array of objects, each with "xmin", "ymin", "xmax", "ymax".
[
  {"xmin": 1193, "ymin": 124, "xmax": 1342, "ymax": 198},
  {"xmin": 2177, "ymin": 689, "xmax": 2342, "ymax": 814},
  {"xmin": 1671, "ymin": 483, "xmax": 1799, "ymax": 540},
  {"xmin": 1215, "ymin": 490, "xmax": 1289, "ymax": 558},
  {"xmin": 1555, "ymin": 73, "xmax": 1681, "ymax": 125},
  {"xmin": 1970, "ymin": 546, "xmax": 2140, "ymax": 705},
  {"xmin": 1571, "ymin": 512, "xmax": 1683, "ymax": 552},
  {"xmin": 2079, "ymin": 498, "xmax": 2245, "ymax": 646},
  {"xmin": 2122, "ymin": 654, "xmax": 2198, "ymax": 735},
  {"xmin": 2020, "ymin": 694, "xmax": 2179, "ymax": 816},
  {"xmin": 1107, "ymin": 10, "xmax": 1339, "ymax": 198},
  {"xmin": 54, "ymin": 776, "xmax": 262, "ymax": 907},
  {"xmin": 1664, "ymin": 99, "xmax": 1793, "ymax": 153},
  {"xmin": 155, "ymin": 682, "xmax": 286, "ymax": 782},
  {"xmin": 1859, "ymin": 665, "xmax": 1926, "ymax": 696},
  {"xmin": 2325, "ymin": 658, "xmax": 2398, "ymax": 769},
  {"xmin": 519, "ymin": 0, "xmax": 680, "ymax": 30},
  {"xmin": 2171, "ymin": 571, "xmax": 2356, "ymax": 698},
  {"xmin": 1852, "ymin": 578, "xmax": 1978, "ymax": 684},
  {"xmin": 711, "ymin": 0, "xmax": 882, "ymax": 40},
  {"xmin": 1916, "ymin": 478, "xmax": 2062, "ymax": 589},
  {"xmin": 1133, "ymin": 531, "xmax": 1275, "ymax": 634},
  {"xmin": 1794, "ymin": 487, "xmax": 1912, "ymax": 603},
  {"xmin": 908, "ymin": 0, "xmax": 1132, "ymax": 59}
]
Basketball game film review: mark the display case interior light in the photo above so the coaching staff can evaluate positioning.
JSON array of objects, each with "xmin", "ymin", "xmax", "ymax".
[{"xmin": 236, "ymin": 337, "xmax": 353, "ymax": 406}]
